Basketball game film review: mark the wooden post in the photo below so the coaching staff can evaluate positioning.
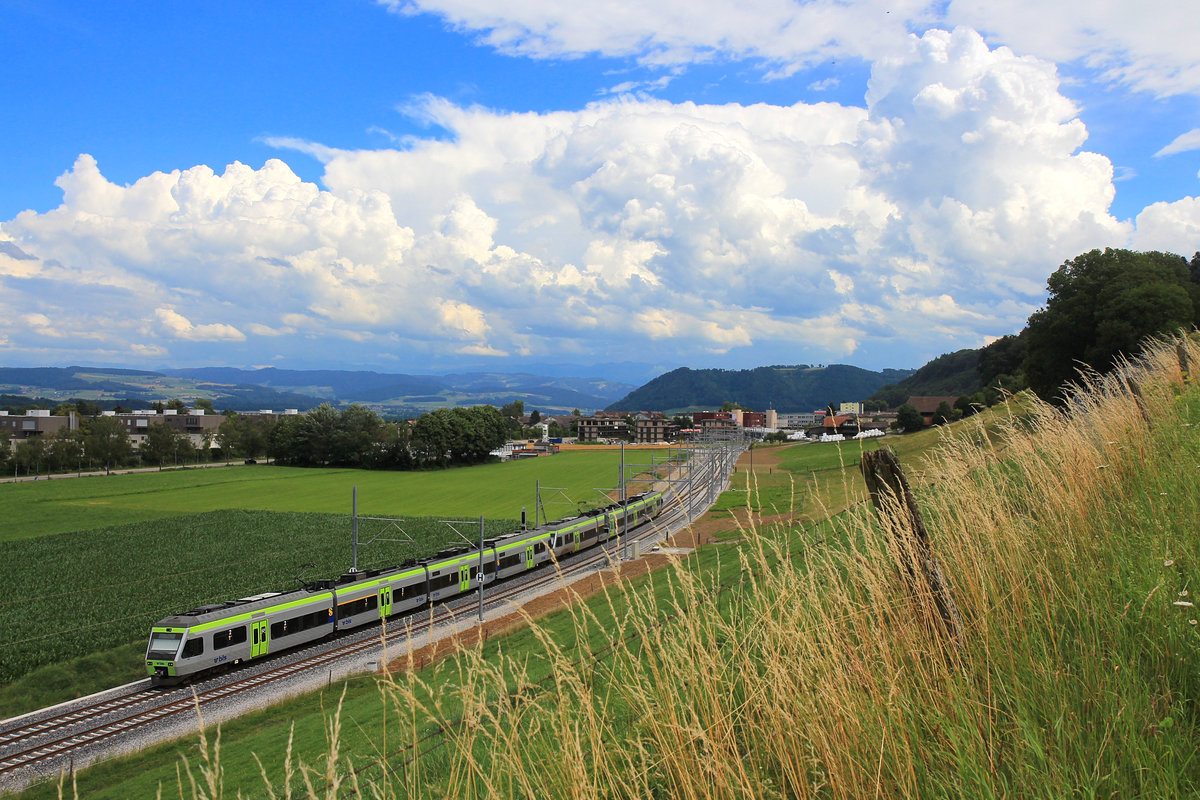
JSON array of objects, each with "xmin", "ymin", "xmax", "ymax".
[
  {"xmin": 860, "ymin": 448, "xmax": 962, "ymax": 648},
  {"xmin": 1124, "ymin": 373, "xmax": 1153, "ymax": 430},
  {"xmin": 1178, "ymin": 338, "xmax": 1191, "ymax": 387}
]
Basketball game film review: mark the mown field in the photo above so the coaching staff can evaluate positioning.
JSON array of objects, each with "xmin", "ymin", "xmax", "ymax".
[
  {"xmin": 0, "ymin": 449, "xmax": 659, "ymax": 542},
  {"xmin": 0, "ymin": 450, "xmax": 658, "ymax": 717}
]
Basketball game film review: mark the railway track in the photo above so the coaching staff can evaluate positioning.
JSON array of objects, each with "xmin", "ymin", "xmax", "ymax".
[{"xmin": 0, "ymin": 444, "xmax": 739, "ymax": 790}]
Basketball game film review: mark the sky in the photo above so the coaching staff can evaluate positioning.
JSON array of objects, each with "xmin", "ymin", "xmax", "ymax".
[{"xmin": 2, "ymin": 1, "xmax": 1199, "ymax": 383}]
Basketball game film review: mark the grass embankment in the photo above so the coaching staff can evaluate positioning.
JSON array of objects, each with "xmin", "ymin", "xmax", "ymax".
[
  {"xmin": 20, "ymin": 338, "xmax": 1200, "ymax": 798},
  {"xmin": 0, "ymin": 451, "xmax": 645, "ymax": 718}
]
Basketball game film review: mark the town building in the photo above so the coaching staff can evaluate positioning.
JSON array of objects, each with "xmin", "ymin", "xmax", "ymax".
[
  {"xmin": 634, "ymin": 413, "xmax": 674, "ymax": 443},
  {"xmin": 0, "ymin": 409, "xmax": 75, "ymax": 445},
  {"xmin": 576, "ymin": 416, "xmax": 628, "ymax": 441},
  {"xmin": 906, "ymin": 396, "xmax": 959, "ymax": 426},
  {"xmin": 778, "ymin": 412, "xmax": 821, "ymax": 429}
]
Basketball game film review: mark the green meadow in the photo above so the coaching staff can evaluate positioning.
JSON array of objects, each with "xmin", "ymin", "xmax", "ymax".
[{"xmin": 1, "ymin": 449, "xmax": 654, "ymax": 542}]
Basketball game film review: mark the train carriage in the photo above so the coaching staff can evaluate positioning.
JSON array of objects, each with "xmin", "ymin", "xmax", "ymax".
[
  {"xmin": 490, "ymin": 529, "xmax": 554, "ymax": 580},
  {"xmin": 424, "ymin": 545, "xmax": 498, "ymax": 603},
  {"xmin": 146, "ymin": 587, "xmax": 335, "ymax": 686},
  {"xmin": 330, "ymin": 562, "xmax": 429, "ymax": 632},
  {"xmin": 548, "ymin": 513, "xmax": 604, "ymax": 558}
]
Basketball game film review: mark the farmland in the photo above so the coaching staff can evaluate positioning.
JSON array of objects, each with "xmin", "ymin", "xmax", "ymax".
[
  {"xmin": 1, "ymin": 449, "xmax": 652, "ymax": 542},
  {"xmin": 0, "ymin": 450, "xmax": 655, "ymax": 715}
]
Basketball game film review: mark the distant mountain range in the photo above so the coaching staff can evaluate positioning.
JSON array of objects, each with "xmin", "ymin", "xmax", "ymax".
[
  {"xmin": 0, "ymin": 353, "xmax": 990, "ymax": 417},
  {"xmin": 0, "ymin": 366, "xmax": 635, "ymax": 414},
  {"xmin": 606, "ymin": 364, "xmax": 916, "ymax": 413}
]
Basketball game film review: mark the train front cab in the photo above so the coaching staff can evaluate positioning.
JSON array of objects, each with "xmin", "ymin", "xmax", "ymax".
[
  {"xmin": 146, "ymin": 589, "xmax": 335, "ymax": 686},
  {"xmin": 146, "ymin": 626, "xmax": 192, "ymax": 685}
]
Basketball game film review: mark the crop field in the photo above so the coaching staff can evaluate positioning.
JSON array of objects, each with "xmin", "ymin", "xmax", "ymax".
[
  {"xmin": 1, "ymin": 448, "xmax": 658, "ymax": 542},
  {"xmin": 0, "ymin": 450, "xmax": 656, "ymax": 714},
  {"xmin": 0, "ymin": 511, "xmax": 519, "ymax": 688}
]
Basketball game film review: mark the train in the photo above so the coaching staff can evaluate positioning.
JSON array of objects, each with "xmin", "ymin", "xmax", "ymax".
[{"xmin": 145, "ymin": 491, "xmax": 666, "ymax": 686}]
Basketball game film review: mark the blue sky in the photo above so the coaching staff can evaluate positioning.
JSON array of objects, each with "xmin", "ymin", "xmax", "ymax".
[{"xmin": 2, "ymin": 1, "xmax": 1198, "ymax": 382}]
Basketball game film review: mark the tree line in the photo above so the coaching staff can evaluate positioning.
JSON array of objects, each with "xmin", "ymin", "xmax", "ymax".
[{"xmin": 0, "ymin": 402, "xmax": 519, "ymax": 477}]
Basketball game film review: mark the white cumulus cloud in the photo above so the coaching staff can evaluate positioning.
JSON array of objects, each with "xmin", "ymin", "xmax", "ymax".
[
  {"xmin": 0, "ymin": 26, "xmax": 1180, "ymax": 370},
  {"xmin": 154, "ymin": 308, "xmax": 246, "ymax": 342}
]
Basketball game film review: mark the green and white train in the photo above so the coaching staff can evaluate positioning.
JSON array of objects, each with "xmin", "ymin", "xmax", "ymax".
[{"xmin": 145, "ymin": 491, "xmax": 665, "ymax": 685}]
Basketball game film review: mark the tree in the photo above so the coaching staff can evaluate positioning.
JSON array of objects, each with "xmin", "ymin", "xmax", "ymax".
[
  {"xmin": 166, "ymin": 399, "xmax": 188, "ymax": 414},
  {"xmin": 500, "ymin": 400, "xmax": 525, "ymax": 420},
  {"xmin": 217, "ymin": 414, "xmax": 245, "ymax": 459},
  {"xmin": 932, "ymin": 401, "xmax": 958, "ymax": 426},
  {"xmin": 47, "ymin": 428, "xmax": 86, "ymax": 473},
  {"xmin": 84, "ymin": 415, "xmax": 132, "ymax": 475},
  {"xmin": 194, "ymin": 398, "xmax": 215, "ymax": 414},
  {"xmin": 529, "ymin": 409, "xmax": 541, "ymax": 425},
  {"xmin": 14, "ymin": 437, "xmax": 48, "ymax": 476},
  {"xmin": 332, "ymin": 405, "xmax": 384, "ymax": 466},
  {"xmin": 953, "ymin": 395, "xmax": 977, "ymax": 418},
  {"xmin": 141, "ymin": 422, "xmax": 189, "ymax": 468},
  {"xmin": 268, "ymin": 415, "xmax": 307, "ymax": 465},
  {"xmin": 896, "ymin": 404, "xmax": 924, "ymax": 433},
  {"xmin": 978, "ymin": 334, "xmax": 1026, "ymax": 387},
  {"xmin": 1023, "ymin": 248, "xmax": 1195, "ymax": 401}
]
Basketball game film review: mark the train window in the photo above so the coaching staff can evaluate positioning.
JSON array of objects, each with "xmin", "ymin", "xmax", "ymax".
[
  {"xmin": 148, "ymin": 631, "xmax": 182, "ymax": 659},
  {"xmin": 213, "ymin": 627, "xmax": 246, "ymax": 650},
  {"xmin": 534, "ymin": 543, "xmax": 545, "ymax": 554},
  {"xmin": 338, "ymin": 595, "xmax": 380, "ymax": 619},
  {"xmin": 181, "ymin": 638, "xmax": 204, "ymax": 658}
]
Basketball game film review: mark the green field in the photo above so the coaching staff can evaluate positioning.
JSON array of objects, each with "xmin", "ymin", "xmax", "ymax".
[
  {"xmin": 0, "ymin": 451, "xmax": 656, "ymax": 715},
  {"xmin": 1, "ymin": 450, "xmax": 652, "ymax": 542}
]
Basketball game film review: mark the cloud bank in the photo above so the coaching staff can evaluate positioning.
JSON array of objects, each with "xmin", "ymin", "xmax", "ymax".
[{"xmin": 2, "ymin": 27, "xmax": 1197, "ymax": 372}]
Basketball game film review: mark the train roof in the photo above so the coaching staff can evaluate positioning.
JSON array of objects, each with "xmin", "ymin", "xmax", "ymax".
[{"xmin": 154, "ymin": 584, "xmax": 331, "ymax": 628}]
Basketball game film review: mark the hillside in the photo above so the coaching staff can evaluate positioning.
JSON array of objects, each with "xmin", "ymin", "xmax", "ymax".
[
  {"xmin": 865, "ymin": 347, "xmax": 983, "ymax": 408},
  {"xmin": 0, "ymin": 366, "xmax": 632, "ymax": 414},
  {"xmin": 607, "ymin": 363, "xmax": 913, "ymax": 412}
]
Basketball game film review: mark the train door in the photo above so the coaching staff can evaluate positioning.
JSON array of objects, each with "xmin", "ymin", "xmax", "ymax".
[
  {"xmin": 379, "ymin": 587, "xmax": 392, "ymax": 619},
  {"xmin": 251, "ymin": 620, "xmax": 269, "ymax": 658},
  {"xmin": 459, "ymin": 564, "xmax": 471, "ymax": 592},
  {"xmin": 525, "ymin": 544, "xmax": 534, "ymax": 569},
  {"xmin": 573, "ymin": 529, "xmax": 581, "ymax": 552}
]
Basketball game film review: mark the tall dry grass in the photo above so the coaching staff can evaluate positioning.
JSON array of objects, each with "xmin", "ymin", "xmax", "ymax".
[{"xmin": 163, "ymin": 334, "xmax": 1200, "ymax": 799}]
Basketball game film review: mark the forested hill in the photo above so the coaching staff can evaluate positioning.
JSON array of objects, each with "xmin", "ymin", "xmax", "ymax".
[
  {"xmin": 606, "ymin": 364, "xmax": 913, "ymax": 413},
  {"xmin": 865, "ymin": 348, "xmax": 984, "ymax": 408}
]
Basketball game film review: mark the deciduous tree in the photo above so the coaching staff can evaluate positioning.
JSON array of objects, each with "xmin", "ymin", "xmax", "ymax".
[
  {"xmin": 84, "ymin": 415, "xmax": 131, "ymax": 475},
  {"xmin": 1023, "ymin": 248, "xmax": 1195, "ymax": 400},
  {"xmin": 896, "ymin": 404, "xmax": 924, "ymax": 433}
]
